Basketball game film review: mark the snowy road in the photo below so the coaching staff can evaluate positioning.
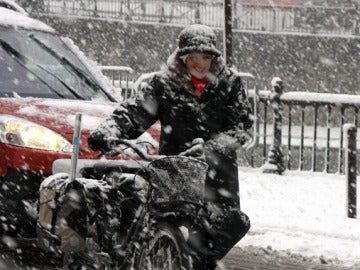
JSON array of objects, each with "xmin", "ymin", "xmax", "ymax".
[
  {"xmin": 0, "ymin": 245, "xmax": 356, "ymax": 270},
  {"xmin": 220, "ymin": 247, "xmax": 355, "ymax": 270}
]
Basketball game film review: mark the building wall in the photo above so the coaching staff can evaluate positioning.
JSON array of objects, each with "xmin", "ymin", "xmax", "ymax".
[{"xmin": 36, "ymin": 15, "xmax": 360, "ymax": 94}]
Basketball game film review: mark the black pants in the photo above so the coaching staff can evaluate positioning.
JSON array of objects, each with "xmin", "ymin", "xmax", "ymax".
[
  {"xmin": 188, "ymin": 205, "xmax": 251, "ymax": 270},
  {"xmin": 186, "ymin": 143, "xmax": 251, "ymax": 269}
]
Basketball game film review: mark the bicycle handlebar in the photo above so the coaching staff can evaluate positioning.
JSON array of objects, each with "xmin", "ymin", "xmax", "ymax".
[
  {"xmin": 102, "ymin": 139, "xmax": 164, "ymax": 162},
  {"xmin": 100, "ymin": 129, "xmax": 253, "ymax": 161}
]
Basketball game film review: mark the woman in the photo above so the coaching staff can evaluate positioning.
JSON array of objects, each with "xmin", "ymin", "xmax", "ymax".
[{"xmin": 89, "ymin": 24, "xmax": 253, "ymax": 270}]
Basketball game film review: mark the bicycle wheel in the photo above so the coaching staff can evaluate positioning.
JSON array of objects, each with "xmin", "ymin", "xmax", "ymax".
[{"xmin": 137, "ymin": 222, "xmax": 191, "ymax": 270}]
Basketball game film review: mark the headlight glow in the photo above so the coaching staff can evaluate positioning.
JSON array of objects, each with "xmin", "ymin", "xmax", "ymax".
[{"xmin": 0, "ymin": 114, "xmax": 72, "ymax": 153}]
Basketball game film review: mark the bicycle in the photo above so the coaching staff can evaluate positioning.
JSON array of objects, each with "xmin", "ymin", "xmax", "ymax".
[{"xmin": 38, "ymin": 139, "xmax": 208, "ymax": 270}]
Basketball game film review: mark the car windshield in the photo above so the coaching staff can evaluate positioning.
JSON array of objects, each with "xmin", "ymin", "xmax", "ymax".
[{"xmin": 0, "ymin": 26, "xmax": 113, "ymax": 101}]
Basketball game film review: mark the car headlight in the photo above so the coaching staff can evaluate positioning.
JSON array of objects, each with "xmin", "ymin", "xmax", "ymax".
[{"xmin": 0, "ymin": 114, "xmax": 72, "ymax": 153}]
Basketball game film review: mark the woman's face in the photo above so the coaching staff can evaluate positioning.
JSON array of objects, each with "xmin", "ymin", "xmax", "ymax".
[{"xmin": 185, "ymin": 53, "xmax": 213, "ymax": 79}]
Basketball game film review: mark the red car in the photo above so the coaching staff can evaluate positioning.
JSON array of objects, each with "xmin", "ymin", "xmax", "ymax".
[{"xmin": 0, "ymin": 7, "xmax": 158, "ymax": 238}]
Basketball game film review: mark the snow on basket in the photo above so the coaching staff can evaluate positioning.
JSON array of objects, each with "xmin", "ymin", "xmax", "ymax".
[{"xmin": 148, "ymin": 156, "xmax": 208, "ymax": 205}]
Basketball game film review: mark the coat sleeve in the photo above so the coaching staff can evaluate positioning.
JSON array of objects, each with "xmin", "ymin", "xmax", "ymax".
[
  {"xmin": 222, "ymin": 74, "xmax": 254, "ymax": 134},
  {"xmin": 206, "ymin": 74, "xmax": 253, "ymax": 151},
  {"xmin": 108, "ymin": 76, "xmax": 160, "ymax": 139}
]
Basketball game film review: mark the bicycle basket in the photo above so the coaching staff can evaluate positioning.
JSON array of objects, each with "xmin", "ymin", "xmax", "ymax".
[{"xmin": 148, "ymin": 156, "xmax": 208, "ymax": 205}]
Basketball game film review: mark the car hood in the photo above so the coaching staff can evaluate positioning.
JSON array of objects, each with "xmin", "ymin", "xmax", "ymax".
[{"xmin": 0, "ymin": 97, "xmax": 117, "ymax": 154}]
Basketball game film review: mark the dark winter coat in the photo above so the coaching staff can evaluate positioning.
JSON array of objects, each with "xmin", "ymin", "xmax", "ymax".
[{"xmin": 109, "ymin": 51, "xmax": 253, "ymax": 209}]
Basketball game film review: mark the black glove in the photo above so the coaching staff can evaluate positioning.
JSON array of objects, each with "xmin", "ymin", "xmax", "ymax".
[{"xmin": 88, "ymin": 118, "xmax": 121, "ymax": 152}]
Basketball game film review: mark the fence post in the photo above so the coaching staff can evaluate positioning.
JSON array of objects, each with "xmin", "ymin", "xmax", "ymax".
[
  {"xmin": 353, "ymin": 4, "xmax": 360, "ymax": 35},
  {"xmin": 159, "ymin": 0, "xmax": 165, "ymax": 23},
  {"xmin": 262, "ymin": 77, "xmax": 285, "ymax": 174},
  {"xmin": 93, "ymin": 0, "xmax": 98, "ymax": 17},
  {"xmin": 345, "ymin": 124, "xmax": 357, "ymax": 219},
  {"xmin": 195, "ymin": 0, "xmax": 201, "ymax": 24}
]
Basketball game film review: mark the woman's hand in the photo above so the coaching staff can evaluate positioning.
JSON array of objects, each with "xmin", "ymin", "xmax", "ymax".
[{"xmin": 179, "ymin": 138, "xmax": 206, "ymax": 161}]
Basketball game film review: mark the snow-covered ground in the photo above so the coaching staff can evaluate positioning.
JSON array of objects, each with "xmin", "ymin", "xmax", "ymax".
[{"xmin": 237, "ymin": 167, "xmax": 360, "ymax": 268}]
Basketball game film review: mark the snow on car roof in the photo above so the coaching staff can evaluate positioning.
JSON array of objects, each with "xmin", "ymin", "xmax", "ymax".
[
  {"xmin": 0, "ymin": 7, "xmax": 55, "ymax": 32},
  {"xmin": 0, "ymin": 0, "xmax": 27, "ymax": 15}
]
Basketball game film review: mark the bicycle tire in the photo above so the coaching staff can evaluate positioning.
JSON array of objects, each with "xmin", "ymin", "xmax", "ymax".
[{"xmin": 135, "ymin": 222, "xmax": 192, "ymax": 270}]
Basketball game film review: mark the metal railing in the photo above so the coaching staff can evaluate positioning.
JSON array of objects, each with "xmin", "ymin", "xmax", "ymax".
[
  {"xmin": 99, "ymin": 65, "xmax": 135, "ymax": 100},
  {"xmin": 32, "ymin": 1, "xmax": 360, "ymax": 36},
  {"xmin": 248, "ymin": 79, "xmax": 360, "ymax": 174},
  {"xmin": 235, "ymin": 4, "xmax": 359, "ymax": 35}
]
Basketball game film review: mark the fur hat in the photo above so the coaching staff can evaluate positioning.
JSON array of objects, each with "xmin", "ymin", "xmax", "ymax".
[{"xmin": 177, "ymin": 24, "xmax": 222, "ymax": 57}]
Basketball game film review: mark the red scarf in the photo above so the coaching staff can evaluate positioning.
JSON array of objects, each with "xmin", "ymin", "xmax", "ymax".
[{"xmin": 190, "ymin": 75, "xmax": 207, "ymax": 97}]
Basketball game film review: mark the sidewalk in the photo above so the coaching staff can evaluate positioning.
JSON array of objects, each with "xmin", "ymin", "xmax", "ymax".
[{"xmin": 236, "ymin": 167, "xmax": 360, "ymax": 268}]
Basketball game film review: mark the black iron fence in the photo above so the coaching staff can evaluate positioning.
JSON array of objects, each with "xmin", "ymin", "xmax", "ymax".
[
  {"xmin": 236, "ymin": 4, "xmax": 359, "ymax": 35},
  {"xmin": 26, "ymin": 0, "xmax": 359, "ymax": 36},
  {"xmin": 247, "ymin": 79, "xmax": 360, "ymax": 174}
]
